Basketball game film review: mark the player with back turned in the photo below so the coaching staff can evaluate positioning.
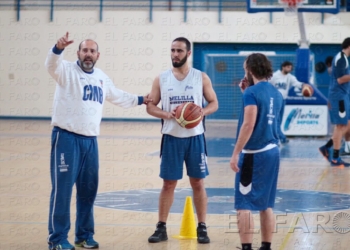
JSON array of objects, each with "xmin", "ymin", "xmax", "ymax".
[
  {"xmin": 230, "ymin": 53, "xmax": 283, "ymax": 250},
  {"xmin": 146, "ymin": 37, "xmax": 218, "ymax": 244},
  {"xmin": 45, "ymin": 32, "xmax": 151, "ymax": 250}
]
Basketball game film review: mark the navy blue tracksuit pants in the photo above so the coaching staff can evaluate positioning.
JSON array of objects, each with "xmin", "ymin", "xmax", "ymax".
[{"xmin": 48, "ymin": 126, "xmax": 99, "ymax": 246}]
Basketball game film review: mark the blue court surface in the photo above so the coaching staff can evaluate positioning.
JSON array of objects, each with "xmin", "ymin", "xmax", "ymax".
[
  {"xmin": 206, "ymin": 137, "xmax": 325, "ymax": 159},
  {"xmin": 96, "ymin": 137, "xmax": 347, "ymax": 214},
  {"xmin": 95, "ymin": 188, "xmax": 350, "ymax": 215}
]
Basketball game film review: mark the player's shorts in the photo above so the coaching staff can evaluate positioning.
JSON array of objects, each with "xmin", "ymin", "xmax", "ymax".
[
  {"xmin": 234, "ymin": 145, "xmax": 279, "ymax": 211},
  {"xmin": 159, "ymin": 134, "xmax": 209, "ymax": 180},
  {"xmin": 329, "ymin": 96, "xmax": 350, "ymax": 124}
]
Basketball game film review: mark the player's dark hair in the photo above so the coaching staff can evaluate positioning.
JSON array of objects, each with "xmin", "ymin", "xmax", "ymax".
[
  {"xmin": 245, "ymin": 53, "xmax": 273, "ymax": 80},
  {"xmin": 342, "ymin": 37, "xmax": 350, "ymax": 49},
  {"xmin": 79, "ymin": 39, "xmax": 99, "ymax": 51},
  {"xmin": 325, "ymin": 56, "xmax": 334, "ymax": 67},
  {"xmin": 172, "ymin": 37, "xmax": 191, "ymax": 51},
  {"xmin": 280, "ymin": 61, "xmax": 293, "ymax": 70}
]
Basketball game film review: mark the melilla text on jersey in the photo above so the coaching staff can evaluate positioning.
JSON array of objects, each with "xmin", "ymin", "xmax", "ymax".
[{"xmin": 169, "ymin": 95, "xmax": 194, "ymax": 105}]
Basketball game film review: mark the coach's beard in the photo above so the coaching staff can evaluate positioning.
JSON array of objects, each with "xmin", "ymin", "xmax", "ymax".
[{"xmin": 79, "ymin": 57, "xmax": 95, "ymax": 72}]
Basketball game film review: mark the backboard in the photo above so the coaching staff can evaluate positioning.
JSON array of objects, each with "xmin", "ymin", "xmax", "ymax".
[{"xmin": 247, "ymin": 0, "xmax": 340, "ymax": 14}]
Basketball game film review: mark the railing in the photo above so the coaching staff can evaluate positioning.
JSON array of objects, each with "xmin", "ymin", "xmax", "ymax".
[
  {"xmin": 0, "ymin": 0, "xmax": 347, "ymax": 23},
  {"xmin": 0, "ymin": 0, "xmax": 248, "ymax": 22}
]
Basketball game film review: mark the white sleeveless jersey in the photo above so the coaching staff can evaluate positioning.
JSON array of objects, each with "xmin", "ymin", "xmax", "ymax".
[
  {"xmin": 160, "ymin": 68, "xmax": 205, "ymax": 138},
  {"xmin": 45, "ymin": 48, "xmax": 140, "ymax": 136}
]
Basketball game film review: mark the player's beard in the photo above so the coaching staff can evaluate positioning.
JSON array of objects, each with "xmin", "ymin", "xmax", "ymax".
[
  {"xmin": 247, "ymin": 72, "xmax": 255, "ymax": 86},
  {"xmin": 172, "ymin": 55, "xmax": 187, "ymax": 68},
  {"xmin": 79, "ymin": 56, "xmax": 96, "ymax": 72}
]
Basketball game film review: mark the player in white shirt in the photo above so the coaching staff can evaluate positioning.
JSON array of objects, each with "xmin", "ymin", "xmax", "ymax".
[
  {"xmin": 269, "ymin": 61, "xmax": 305, "ymax": 144},
  {"xmin": 45, "ymin": 32, "xmax": 151, "ymax": 250},
  {"xmin": 146, "ymin": 37, "xmax": 218, "ymax": 244}
]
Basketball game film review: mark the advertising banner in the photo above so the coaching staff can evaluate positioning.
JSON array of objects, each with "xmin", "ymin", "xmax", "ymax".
[{"xmin": 282, "ymin": 105, "xmax": 328, "ymax": 136}]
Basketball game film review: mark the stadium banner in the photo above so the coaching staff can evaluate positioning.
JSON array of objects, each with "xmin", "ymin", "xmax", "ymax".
[{"xmin": 282, "ymin": 105, "xmax": 328, "ymax": 136}]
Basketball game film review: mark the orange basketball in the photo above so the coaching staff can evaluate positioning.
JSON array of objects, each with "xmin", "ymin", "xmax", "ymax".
[
  {"xmin": 302, "ymin": 84, "xmax": 314, "ymax": 97},
  {"xmin": 175, "ymin": 102, "xmax": 203, "ymax": 129}
]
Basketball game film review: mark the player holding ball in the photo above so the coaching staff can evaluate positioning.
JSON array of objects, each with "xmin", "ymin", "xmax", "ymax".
[
  {"xmin": 269, "ymin": 61, "xmax": 309, "ymax": 144},
  {"xmin": 146, "ymin": 37, "xmax": 218, "ymax": 244}
]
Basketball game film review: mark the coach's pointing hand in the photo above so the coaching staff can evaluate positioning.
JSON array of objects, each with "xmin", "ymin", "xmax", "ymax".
[{"xmin": 56, "ymin": 32, "xmax": 74, "ymax": 50}]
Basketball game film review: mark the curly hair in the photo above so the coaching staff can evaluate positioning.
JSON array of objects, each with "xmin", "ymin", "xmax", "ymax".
[{"xmin": 245, "ymin": 53, "xmax": 273, "ymax": 80}]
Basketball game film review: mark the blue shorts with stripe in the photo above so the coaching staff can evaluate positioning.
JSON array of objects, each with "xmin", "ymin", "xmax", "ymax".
[
  {"xmin": 234, "ymin": 146, "xmax": 280, "ymax": 211},
  {"xmin": 329, "ymin": 95, "xmax": 350, "ymax": 125},
  {"xmin": 159, "ymin": 134, "xmax": 209, "ymax": 180}
]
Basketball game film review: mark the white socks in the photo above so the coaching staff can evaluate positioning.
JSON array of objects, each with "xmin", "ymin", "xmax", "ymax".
[{"xmin": 345, "ymin": 141, "xmax": 350, "ymax": 153}]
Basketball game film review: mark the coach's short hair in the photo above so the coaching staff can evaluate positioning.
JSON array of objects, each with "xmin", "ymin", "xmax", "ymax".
[
  {"xmin": 342, "ymin": 37, "xmax": 350, "ymax": 49},
  {"xmin": 245, "ymin": 53, "xmax": 273, "ymax": 80},
  {"xmin": 172, "ymin": 37, "xmax": 191, "ymax": 51},
  {"xmin": 78, "ymin": 39, "xmax": 99, "ymax": 51}
]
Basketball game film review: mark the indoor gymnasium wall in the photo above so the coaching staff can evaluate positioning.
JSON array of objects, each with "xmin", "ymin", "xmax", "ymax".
[{"xmin": 0, "ymin": 10, "xmax": 349, "ymax": 119}]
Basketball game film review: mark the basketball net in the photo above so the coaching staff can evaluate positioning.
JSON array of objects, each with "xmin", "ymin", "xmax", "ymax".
[
  {"xmin": 280, "ymin": 0, "xmax": 309, "ymax": 47},
  {"xmin": 280, "ymin": 0, "xmax": 303, "ymax": 16}
]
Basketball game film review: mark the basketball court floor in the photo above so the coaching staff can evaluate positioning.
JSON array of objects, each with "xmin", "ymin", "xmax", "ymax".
[{"xmin": 1, "ymin": 119, "xmax": 350, "ymax": 250}]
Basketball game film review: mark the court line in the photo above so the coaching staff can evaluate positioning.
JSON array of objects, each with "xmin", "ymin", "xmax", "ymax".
[
  {"xmin": 278, "ymin": 167, "xmax": 329, "ymax": 250},
  {"xmin": 0, "ymin": 221, "xmax": 338, "ymax": 230},
  {"xmin": 0, "ymin": 133, "xmax": 162, "ymax": 139}
]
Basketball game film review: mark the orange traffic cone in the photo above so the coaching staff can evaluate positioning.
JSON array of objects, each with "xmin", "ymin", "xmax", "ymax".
[{"xmin": 173, "ymin": 196, "xmax": 197, "ymax": 240}]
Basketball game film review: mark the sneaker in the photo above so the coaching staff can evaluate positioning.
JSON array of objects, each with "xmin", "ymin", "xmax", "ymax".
[
  {"xmin": 319, "ymin": 145, "xmax": 331, "ymax": 162},
  {"xmin": 340, "ymin": 151, "xmax": 350, "ymax": 156},
  {"xmin": 197, "ymin": 226, "xmax": 210, "ymax": 244},
  {"xmin": 148, "ymin": 225, "xmax": 168, "ymax": 243},
  {"xmin": 75, "ymin": 238, "xmax": 99, "ymax": 249},
  {"xmin": 330, "ymin": 157, "xmax": 350, "ymax": 167},
  {"xmin": 49, "ymin": 242, "xmax": 75, "ymax": 250}
]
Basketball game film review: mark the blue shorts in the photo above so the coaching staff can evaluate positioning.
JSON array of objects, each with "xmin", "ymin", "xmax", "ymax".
[
  {"xmin": 329, "ymin": 96, "xmax": 350, "ymax": 124},
  {"xmin": 234, "ymin": 146, "xmax": 279, "ymax": 211},
  {"xmin": 160, "ymin": 134, "xmax": 209, "ymax": 180}
]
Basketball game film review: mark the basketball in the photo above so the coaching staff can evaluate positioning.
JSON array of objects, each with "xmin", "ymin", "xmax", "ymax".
[
  {"xmin": 175, "ymin": 102, "xmax": 203, "ymax": 129},
  {"xmin": 302, "ymin": 84, "xmax": 314, "ymax": 97}
]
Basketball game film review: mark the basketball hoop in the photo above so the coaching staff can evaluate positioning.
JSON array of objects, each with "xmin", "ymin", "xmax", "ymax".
[{"xmin": 280, "ymin": 0, "xmax": 304, "ymax": 16}]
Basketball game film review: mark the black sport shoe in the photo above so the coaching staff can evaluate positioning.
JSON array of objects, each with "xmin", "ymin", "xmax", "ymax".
[
  {"xmin": 197, "ymin": 226, "xmax": 210, "ymax": 244},
  {"xmin": 148, "ymin": 225, "xmax": 168, "ymax": 243}
]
